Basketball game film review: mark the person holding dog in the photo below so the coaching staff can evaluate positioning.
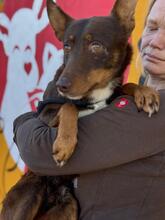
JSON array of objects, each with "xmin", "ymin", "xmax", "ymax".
[{"xmin": 12, "ymin": 0, "xmax": 165, "ymax": 219}]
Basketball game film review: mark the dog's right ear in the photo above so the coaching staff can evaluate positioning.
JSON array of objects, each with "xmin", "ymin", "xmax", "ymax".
[
  {"xmin": 111, "ymin": 0, "xmax": 138, "ymax": 37},
  {"xmin": 46, "ymin": 0, "xmax": 73, "ymax": 41}
]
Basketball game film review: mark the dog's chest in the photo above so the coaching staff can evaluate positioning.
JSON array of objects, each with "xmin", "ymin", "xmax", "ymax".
[
  {"xmin": 78, "ymin": 80, "xmax": 119, "ymax": 117},
  {"xmin": 78, "ymin": 100, "xmax": 107, "ymax": 117}
]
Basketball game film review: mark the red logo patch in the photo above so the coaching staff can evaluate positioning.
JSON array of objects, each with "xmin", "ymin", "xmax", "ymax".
[{"xmin": 115, "ymin": 98, "xmax": 129, "ymax": 108}]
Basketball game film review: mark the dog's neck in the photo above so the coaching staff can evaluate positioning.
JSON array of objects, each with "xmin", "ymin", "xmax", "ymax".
[
  {"xmin": 38, "ymin": 78, "xmax": 121, "ymax": 117},
  {"xmin": 79, "ymin": 78, "xmax": 121, "ymax": 117},
  {"xmin": 89, "ymin": 78, "xmax": 121, "ymax": 104}
]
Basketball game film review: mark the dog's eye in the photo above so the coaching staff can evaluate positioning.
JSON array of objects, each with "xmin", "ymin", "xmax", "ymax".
[
  {"xmin": 64, "ymin": 43, "xmax": 72, "ymax": 53},
  {"xmin": 89, "ymin": 41, "xmax": 105, "ymax": 54}
]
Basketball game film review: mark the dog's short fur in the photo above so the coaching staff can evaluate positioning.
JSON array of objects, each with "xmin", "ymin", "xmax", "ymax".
[{"xmin": 1, "ymin": 0, "xmax": 160, "ymax": 219}]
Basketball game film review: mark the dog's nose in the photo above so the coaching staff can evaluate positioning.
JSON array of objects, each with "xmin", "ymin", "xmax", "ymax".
[{"xmin": 56, "ymin": 77, "xmax": 72, "ymax": 93}]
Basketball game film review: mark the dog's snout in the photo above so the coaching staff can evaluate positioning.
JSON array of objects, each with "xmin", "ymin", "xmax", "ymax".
[{"xmin": 56, "ymin": 77, "xmax": 72, "ymax": 93}]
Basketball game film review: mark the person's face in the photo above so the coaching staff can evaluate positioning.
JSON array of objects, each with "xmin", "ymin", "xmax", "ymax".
[{"xmin": 140, "ymin": 0, "xmax": 165, "ymax": 78}]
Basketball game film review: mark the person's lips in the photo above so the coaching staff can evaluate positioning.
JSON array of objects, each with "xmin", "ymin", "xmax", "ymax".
[{"xmin": 144, "ymin": 53, "xmax": 165, "ymax": 63}]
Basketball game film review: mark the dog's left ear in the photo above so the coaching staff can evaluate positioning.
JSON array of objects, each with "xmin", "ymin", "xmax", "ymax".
[
  {"xmin": 111, "ymin": 0, "xmax": 138, "ymax": 36},
  {"xmin": 46, "ymin": 0, "xmax": 73, "ymax": 41}
]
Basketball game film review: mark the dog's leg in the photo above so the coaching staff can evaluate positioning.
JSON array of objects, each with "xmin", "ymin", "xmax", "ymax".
[
  {"xmin": 51, "ymin": 103, "xmax": 78, "ymax": 166},
  {"xmin": 1, "ymin": 172, "xmax": 45, "ymax": 220},
  {"xmin": 38, "ymin": 193, "xmax": 77, "ymax": 220},
  {"xmin": 122, "ymin": 83, "xmax": 160, "ymax": 117}
]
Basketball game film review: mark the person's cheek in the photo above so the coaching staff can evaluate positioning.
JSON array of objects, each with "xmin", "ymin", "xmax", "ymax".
[{"xmin": 140, "ymin": 36, "xmax": 149, "ymax": 53}]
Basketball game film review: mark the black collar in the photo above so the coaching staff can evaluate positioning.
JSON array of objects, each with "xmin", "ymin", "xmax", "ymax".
[
  {"xmin": 37, "ymin": 98, "xmax": 94, "ymax": 114},
  {"xmin": 37, "ymin": 86, "xmax": 122, "ymax": 114}
]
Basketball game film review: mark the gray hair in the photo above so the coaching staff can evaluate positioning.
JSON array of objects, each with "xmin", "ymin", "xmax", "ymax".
[
  {"xmin": 139, "ymin": 0, "xmax": 157, "ymax": 84},
  {"xmin": 145, "ymin": 0, "xmax": 157, "ymax": 24}
]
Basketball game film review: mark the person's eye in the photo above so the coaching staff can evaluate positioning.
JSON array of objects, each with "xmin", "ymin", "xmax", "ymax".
[
  {"xmin": 89, "ymin": 41, "xmax": 106, "ymax": 54},
  {"xmin": 64, "ymin": 43, "xmax": 72, "ymax": 53},
  {"xmin": 146, "ymin": 26, "xmax": 158, "ymax": 32}
]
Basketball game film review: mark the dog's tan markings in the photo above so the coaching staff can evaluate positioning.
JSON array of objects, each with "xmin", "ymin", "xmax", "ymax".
[
  {"xmin": 123, "ymin": 83, "xmax": 160, "ymax": 117},
  {"xmin": 52, "ymin": 103, "xmax": 78, "ymax": 166},
  {"xmin": 89, "ymin": 69, "xmax": 114, "ymax": 87},
  {"xmin": 66, "ymin": 68, "xmax": 116, "ymax": 99}
]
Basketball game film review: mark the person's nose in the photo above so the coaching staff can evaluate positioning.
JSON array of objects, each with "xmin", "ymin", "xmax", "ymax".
[{"xmin": 149, "ymin": 30, "xmax": 165, "ymax": 50}]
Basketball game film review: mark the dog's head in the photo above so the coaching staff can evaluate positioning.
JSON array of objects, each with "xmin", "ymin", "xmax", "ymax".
[{"xmin": 47, "ymin": 0, "xmax": 138, "ymax": 101}]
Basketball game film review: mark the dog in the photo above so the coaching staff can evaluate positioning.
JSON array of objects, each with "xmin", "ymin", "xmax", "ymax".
[{"xmin": 1, "ymin": 0, "xmax": 160, "ymax": 219}]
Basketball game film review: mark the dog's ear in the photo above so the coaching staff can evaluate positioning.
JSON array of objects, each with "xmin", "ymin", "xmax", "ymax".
[
  {"xmin": 111, "ymin": 0, "xmax": 138, "ymax": 36},
  {"xmin": 46, "ymin": 0, "xmax": 73, "ymax": 41}
]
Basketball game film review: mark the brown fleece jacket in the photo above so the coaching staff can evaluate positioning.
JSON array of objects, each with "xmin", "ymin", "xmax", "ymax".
[{"xmin": 14, "ymin": 92, "xmax": 165, "ymax": 220}]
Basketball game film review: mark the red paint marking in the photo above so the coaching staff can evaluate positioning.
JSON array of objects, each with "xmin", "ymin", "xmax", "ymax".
[{"xmin": 24, "ymin": 62, "xmax": 32, "ymax": 75}]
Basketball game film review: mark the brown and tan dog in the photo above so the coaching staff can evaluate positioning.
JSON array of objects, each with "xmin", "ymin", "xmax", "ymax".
[{"xmin": 1, "ymin": 0, "xmax": 160, "ymax": 219}]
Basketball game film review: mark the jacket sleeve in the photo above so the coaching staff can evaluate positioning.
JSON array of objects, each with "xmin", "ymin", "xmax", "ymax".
[{"xmin": 14, "ymin": 92, "xmax": 165, "ymax": 176}]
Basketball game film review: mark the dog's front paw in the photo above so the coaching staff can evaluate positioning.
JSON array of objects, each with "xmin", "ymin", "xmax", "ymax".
[
  {"xmin": 52, "ymin": 136, "xmax": 77, "ymax": 167},
  {"xmin": 134, "ymin": 86, "xmax": 160, "ymax": 117}
]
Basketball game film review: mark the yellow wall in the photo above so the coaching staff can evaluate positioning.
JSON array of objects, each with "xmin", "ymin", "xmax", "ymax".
[
  {"xmin": 0, "ymin": 133, "xmax": 22, "ymax": 209},
  {"xmin": 128, "ymin": 0, "xmax": 150, "ymax": 83}
]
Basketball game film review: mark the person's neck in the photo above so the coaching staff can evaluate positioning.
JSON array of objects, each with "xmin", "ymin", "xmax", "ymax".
[{"xmin": 145, "ymin": 74, "xmax": 165, "ymax": 91}]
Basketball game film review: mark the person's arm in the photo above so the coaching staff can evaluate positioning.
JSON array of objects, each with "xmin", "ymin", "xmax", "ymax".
[{"xmin": 14, "ymin": 91, "xmax": 165, "ymax": 176}]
